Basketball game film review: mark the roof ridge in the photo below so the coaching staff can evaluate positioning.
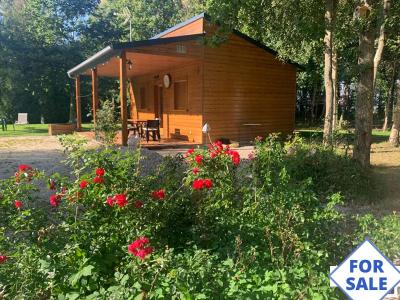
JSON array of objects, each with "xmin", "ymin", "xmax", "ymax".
[{"xmin": 151, "ymin": 12, "xmax": 209, "ymax": 39}]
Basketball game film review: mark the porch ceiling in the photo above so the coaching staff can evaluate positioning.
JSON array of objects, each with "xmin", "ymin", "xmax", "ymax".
[
  {"xmin": 83, "ymin": 52, "xmax": 199, "ymax": 78},
  {"xmin": 67, "ymin": 34, "xmax": 203, "ymax": 78}
]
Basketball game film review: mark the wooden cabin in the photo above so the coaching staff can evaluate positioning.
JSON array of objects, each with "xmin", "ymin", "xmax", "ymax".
[{"xmin": 68, "ymin": 13, "xmax": 299, "ymax": 146}]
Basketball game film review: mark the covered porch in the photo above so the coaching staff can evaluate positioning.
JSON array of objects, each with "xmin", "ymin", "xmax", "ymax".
[{"xmin": 67, "ymin": 34, "xmax": 204, "ymax": 146}]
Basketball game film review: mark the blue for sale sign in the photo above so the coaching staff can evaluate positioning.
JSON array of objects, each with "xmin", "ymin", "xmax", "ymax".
[{"xmin": 330, "ymin": 238, "xmax": 400, "ymax": 300}]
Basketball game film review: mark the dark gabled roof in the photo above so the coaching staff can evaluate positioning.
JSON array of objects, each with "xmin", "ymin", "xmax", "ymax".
[
  {"xmin": 67, "ymin": 34, "xmax": 204, "ymax": 78},
  {"xmin": 68, "ymin": 13, "xmax": 302, "ymax": 78},
  {"xmin": 151, "ymin": 12, "xmax": 301, "ymax": 69}
]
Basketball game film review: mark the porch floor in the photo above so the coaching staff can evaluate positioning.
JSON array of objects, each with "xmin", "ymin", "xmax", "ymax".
[{"xmin": 76, "ymin": 131, "xmax": 199, "ymax": 149}]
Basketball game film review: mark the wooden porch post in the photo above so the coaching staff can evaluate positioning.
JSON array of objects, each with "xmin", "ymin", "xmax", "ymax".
[
  {"xmin": 91, "ymin": 68, "xmax": 99, "ymax": 125},
  {"xmin": 119, "ymin": 51, "xmax": 128, "ymax": 146},
  {"xmin": 128, "ymin": 80, "xmax": 138, "ymax": 120},
  {"xmin": 75, "ymin": 76, "xmax": 82, "ymax": 131}
]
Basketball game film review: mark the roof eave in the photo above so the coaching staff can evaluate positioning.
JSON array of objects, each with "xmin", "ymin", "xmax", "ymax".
[
  {"xmin": 67, "ymin": 46, "xmax": 120, "ymax": 78},
  {"xmin": 151, "ymin": 12, "xmax": 210, "ymax": 39},
  {"xmin": 67, "ymin": 34, "xmax": 205, "ymax": 78}
]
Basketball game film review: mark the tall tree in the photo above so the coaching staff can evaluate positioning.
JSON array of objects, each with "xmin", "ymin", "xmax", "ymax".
[
  {"xmin": 353, "ymin": 0, "xmax": 389, "ymax": 167},
  {"xmin": 389, "ymin": 80, "xmax": 400, "ymax": 145},
  {"xmin": 0, "ymin": 0, "xmax": 98, "ymax": 123},
  {"xmin": 323, "ymin": 0, "xmax": 336, "ymax": 144},
  {"xmin": 382, "ymin": 62, "xmax": 397, "ymax": 130}
]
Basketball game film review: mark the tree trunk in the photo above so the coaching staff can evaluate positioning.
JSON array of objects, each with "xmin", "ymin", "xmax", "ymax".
[
  {"xmin": 353, "ymin": 26, "xmax": 375, "ymax": 167},
  {"xmin": 332, "ymin": 48, "xmax": 338, "ymax": 131},
  {"xmin": 382, "ymin": 63, "xmax": 397, "ymax": 131},
  {"xmin": 373, "ymin": 0, "xmax": 390, "ymax": 89},
  {"xmin": 339, "ymin": 83, "xmax": 350, "ymax": 127},
  {"xmin": 323, "ymin": 0, "xmax": 335, "ymax": 145},
  {"xmin": 311, "ymin": 81, "xmax": 318, "ymax": 124},
  {"xmin": 389, "ymin": 81, "xmax": 400, "ymax": 145}
]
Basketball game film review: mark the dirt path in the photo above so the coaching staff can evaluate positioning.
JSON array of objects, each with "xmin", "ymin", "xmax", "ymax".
[
  {"xmin": 369, "ymin": 142, "xmax": 400, "ymax": 213},
  {"xmin": 0, "ymin": 136, "xmax": 69, "ymax": 179}
]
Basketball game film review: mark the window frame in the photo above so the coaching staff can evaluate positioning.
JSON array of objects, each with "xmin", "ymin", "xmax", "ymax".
[{"xmin": 173, "ymin": 79, "xmax": 188, "ymax": 111}]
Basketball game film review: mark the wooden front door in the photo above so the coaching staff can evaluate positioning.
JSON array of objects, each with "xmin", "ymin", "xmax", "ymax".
[{"xmin": 154, "ymin": 85, "xmax": 164, "ymax": 128}]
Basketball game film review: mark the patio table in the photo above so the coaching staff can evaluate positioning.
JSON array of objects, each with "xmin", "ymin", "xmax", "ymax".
[{"xmin": 128, "ymin": 120, "xmax": 147, "ymax": 138}]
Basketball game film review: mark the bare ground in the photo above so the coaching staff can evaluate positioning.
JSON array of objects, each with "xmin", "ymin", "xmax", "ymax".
[
  {"xmin": 0, "ymin": 136, "xmax": 399, "ymax": 215},
  {"xmin": 0, "ymin": 136, "xmax": 69, "ymax": 179}
]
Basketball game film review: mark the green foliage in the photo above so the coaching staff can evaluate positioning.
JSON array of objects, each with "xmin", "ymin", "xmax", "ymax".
[
  {"xmin": 283, "ymin": 134, "xmax": 373, "ymax": 201},
  {"xmin": 94, "ymin": 100, "xmax": 120, "ymax": 146},
  {"xmin": 356, "ymin": 213, "xmax": 400, "ymax": 261},
  {"xmin": 0, "ymin": 136, "xmax": 353, "ymax": 298},
  {"xmin": 0, "ymin": 0, "xmax": 98, "ymax": 123}
]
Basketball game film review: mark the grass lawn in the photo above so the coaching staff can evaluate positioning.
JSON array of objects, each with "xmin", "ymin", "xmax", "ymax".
[
  {"xmin": 0, "ymin": 123, "xmax": 93, "ymax": 137},
  {"xmin": 296, "ymin": 128, "xmax": 390, "ymax": 143}
]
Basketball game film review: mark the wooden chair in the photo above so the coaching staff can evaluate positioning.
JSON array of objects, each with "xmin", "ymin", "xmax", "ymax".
[
  {"xmin": 143, "ymin": 119, "xmax": 160, "ymax": 142},
  {"xmin": 128, "ymin": 122, "xmax": 142, "ymax": 138}
]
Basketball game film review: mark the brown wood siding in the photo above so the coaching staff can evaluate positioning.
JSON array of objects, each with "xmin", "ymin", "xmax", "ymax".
[
  {"xmin": 159, "ymin": 18, "xmax": 204, "ymax": 38},
  {"xmin": 203, "ymin": 33, "xmax": 297, "ymax": 143},
  {"xmin": 130, "ymin": 62, "xmax": 204, "ymax": 143}
]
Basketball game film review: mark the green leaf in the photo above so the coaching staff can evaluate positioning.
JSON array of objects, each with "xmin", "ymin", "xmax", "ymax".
[{"xmin": 69, "ymin": 264, "xmax": 95, "ymax": 286}]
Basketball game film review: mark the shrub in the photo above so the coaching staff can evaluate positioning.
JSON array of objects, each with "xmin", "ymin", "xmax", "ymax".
[
  {"xmin": 355, "ymin": 213, "xmax": 400, "ymax": 261},
  {"xmin": 283, "ymin": 134, "xmax": 373, "ymax": 201},
  {"xmin": 0, "ymin": 137, "xmax": 353, "ymax": 298},
  {"xmin": 93, "ymin": 100, "xmax": 120, "ymax": 145}
]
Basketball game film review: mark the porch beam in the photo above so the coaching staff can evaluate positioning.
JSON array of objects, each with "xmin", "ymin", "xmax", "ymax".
[
  {"xmin": 119, "ymin": 51, "xmax": 128, "ymax": 146},
  {"xmin": 75, "ymin": 76, "xmax": 82, "ymax": 130},
  {"xmin": 91, "ymin": 68, "xmax": 99, "ymax": 125}
]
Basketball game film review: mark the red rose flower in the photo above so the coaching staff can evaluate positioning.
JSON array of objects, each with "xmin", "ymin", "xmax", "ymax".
[
  {"xmin": 227, "ymin": 150, "xmax": 240, "ymax": 166},
  {"xmin": 49, "ymin": 194, "xmax": 61, "ymax": 207},
  {"xmin": 203, "ymin": 179, "xmax": 213, "ymax": 189},
  {"xmin": 15, "ymin": 165, "xmax": 34, "ymax": 183},
  {"xmin": 79, "ymin": 180, "xmax": 89, "ymax": 189},
  {"xmin": 151, "ymin": 189, "xmax": 165, "ymax": 200},
  {"xmin": 106, "ymin": 196, "xmax": 115, "ymax": 207},
  {"xmin": 0, "ymin": 255, "xmax": 7, "ymax": 264},
  {"xmin": 14, "ymin": 200, "xmax": 23, "ymax": 209},
  {"xmin": 115, "ymin": 194, "xmax": 128, "ymax": 207},
  {"xmin": 134, "ymin": 200, "xmax": 143, "ymax": 208},
  {"xmin": 93, "ymin": 176, "xmax": 104, "ymax": 184},
  {"xmin": 185, "ymin": 148, "xmax": 195, "ymax": 157},
  {"xmin": 192, "ymin": 179, "xmax": 204, "ymax": 190},
  {"xmin": 192, "ymin": 178, "xmax": 213, "ymax": 190},
  {"xmin": 215, "ymin": 140, "xmax": 223, "ymax": 147},
  {"xmin": 232, "ymin": 155, "xmax": 240, "ymax": 166},
  {"xmin": 18, "ymin": 164, "xmax": 32, "ymax": 172},
  {"xmin": 195, "ymin": 154, "xmax": 203, "ymax": 165},
  {"xmin": 192, "ymin": 168, "xmax": 199, "ymax": 175},
  {"xmin": 128, "ymin": 237, "xmax": 153, "ymax": 260},
  {"xmin": 96, "ymin": 168, "xmax": 105, "ymax": 176},
  {"xmin": 209, "ymin": 141, "xmax": 223, "ymax": 155}
]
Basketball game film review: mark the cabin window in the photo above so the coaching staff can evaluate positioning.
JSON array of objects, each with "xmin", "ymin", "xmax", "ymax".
[
  {"xmin": 139, "ymin": 87, "xmax": 147, "ymax": 109},
  {"xmin": 174, "ymin": 81, "xmax": 188, "ymax": 110}
]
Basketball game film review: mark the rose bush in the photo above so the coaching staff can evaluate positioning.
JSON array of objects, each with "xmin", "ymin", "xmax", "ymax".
[{"xmin": 0, "ymin": 134, "xmax": 381, "ymax": 299}]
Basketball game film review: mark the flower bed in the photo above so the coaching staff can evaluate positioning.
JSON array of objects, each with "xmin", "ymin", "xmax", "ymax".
[{"xmin": 0, "ymin": 135, "xmax": 380, "ymax": 299}]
